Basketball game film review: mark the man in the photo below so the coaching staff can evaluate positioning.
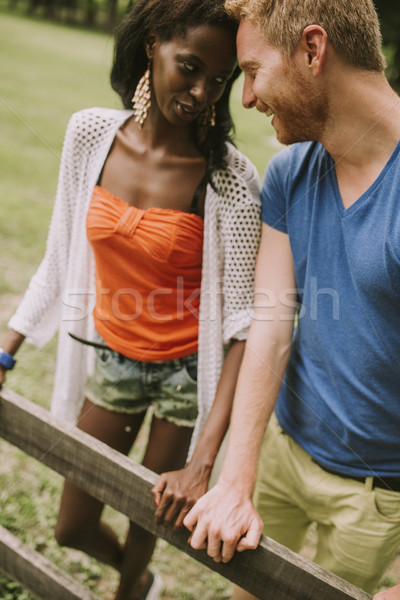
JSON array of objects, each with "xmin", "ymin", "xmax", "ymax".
[
  {"xmin": 375, "ymin": 585, "xmax": 400, "ymax": 600},
  {"xmin": 183, "ymin": 0, "xmax": 400, "ymax": 597}
]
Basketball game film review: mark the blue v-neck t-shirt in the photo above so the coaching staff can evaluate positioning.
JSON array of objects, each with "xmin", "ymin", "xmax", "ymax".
[{"xmin": 261, "ymin": 140, "xmax": 400, "ymax": 477}]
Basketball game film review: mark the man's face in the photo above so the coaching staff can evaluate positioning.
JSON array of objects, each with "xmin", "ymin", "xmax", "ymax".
[{"xmin": 237, "ymin": 19, "xmax": 328, "ymax": 145}]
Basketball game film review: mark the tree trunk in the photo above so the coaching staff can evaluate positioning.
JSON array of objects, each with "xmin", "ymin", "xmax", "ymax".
[
  {"xmin": 107, "ymin": 0, "xmax": 119, "ymax": 31},
  {"xmin": 85, "ymin": 0, "xmax": 96, "ymax": 26}
]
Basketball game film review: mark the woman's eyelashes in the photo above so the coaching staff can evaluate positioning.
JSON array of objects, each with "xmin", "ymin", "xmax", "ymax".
[
  {"xmin": 181, "ymin": 60, "xmax": 229, "ymax": 86},
  {"xmin": 182, "ymin": 60, "xmax": 196, "ymax": 73}
]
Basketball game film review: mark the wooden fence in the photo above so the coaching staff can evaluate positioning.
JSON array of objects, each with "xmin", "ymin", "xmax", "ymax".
[{"xmin": 0, "ymin": 387, "xmax": 372, "ymax": 600}]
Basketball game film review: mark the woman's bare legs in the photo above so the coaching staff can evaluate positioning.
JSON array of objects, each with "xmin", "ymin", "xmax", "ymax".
[
  {"xmin": 231, "ymin": 587, "xmax": 258, "ymax": 600},
  {"xmin": 114, "ymin": 415, "xmax": 193, "ymax": 600},
  {"xmin": 55, "ymin": 398, "xmax": 193, "ymax": 599},
  {"xmin": 55, "ymin": 398, "xmax": 146, "ymax": 570}
]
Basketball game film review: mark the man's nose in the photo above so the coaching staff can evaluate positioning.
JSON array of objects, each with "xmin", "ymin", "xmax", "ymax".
[{"xmin": 242, "ymin": 74, "xmax": 257, "ymax": 109}]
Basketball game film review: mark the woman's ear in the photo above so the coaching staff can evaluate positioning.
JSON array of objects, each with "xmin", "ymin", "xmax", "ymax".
[
  {"xmin": 145, "ymin": 31, "xmax": 157, "ymax": 60},
  {"xmin": 301, "ymin": 25, "xmax": 328, "ymax": 77}
]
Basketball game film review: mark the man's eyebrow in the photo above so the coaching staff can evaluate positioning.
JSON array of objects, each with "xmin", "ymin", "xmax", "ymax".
[{"xmin": 238, "ymin": 59, "xmax": 259, "ymax": 71}]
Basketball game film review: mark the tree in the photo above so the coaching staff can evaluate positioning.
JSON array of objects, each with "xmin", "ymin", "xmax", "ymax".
[
  {"xmin": 108, "ymin": 0, "xmax": 118, "ymax": 29},
  {"xmin": 374, "ymin": 0, "xmax": 400, "ymax": 91}
]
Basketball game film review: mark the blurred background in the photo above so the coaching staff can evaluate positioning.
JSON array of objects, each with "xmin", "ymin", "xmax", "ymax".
[{"xmin": 1, "ymin": 0, "xmax": 399, "ymax": 90}]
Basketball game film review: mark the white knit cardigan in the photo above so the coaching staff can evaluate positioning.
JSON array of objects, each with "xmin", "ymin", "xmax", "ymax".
[{"xmin": 9, "ymin": 107, "xmax": 261, "ymax": 454}]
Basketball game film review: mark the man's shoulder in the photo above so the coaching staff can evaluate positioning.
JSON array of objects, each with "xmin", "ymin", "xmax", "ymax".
[
  {"xmin": 267, "ymin": 141, "xmax": 324, "ymax": 175},
  {"xmin": 261, "ymin": 141, "xmax": 327, "ymax": 200}
]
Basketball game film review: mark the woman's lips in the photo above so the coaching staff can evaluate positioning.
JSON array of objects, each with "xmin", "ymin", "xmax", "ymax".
[{"xmin": 176, "ymin": 101, "xmax": 201, "ymax": 121}]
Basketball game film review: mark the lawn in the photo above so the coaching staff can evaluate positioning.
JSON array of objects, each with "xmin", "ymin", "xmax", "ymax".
[{"xmin": 0, "ymin": 9, "xmax": 398, "ymax": 600}]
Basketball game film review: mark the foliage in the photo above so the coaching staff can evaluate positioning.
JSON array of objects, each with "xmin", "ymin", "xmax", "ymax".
[
  {"xmin": 2, "ymin": 0, "xmax": 133, "ymax": 30},
  {"xmin": 0, "ymin": 575, "xmax": 34, "ymax": 600},
  {"xmin": 374, "ymin": 0, "xmax": 400, "ymax": 90},
  {"xmin": 2, "ymin": 0, "xmax": 400, "ymax": 90}
]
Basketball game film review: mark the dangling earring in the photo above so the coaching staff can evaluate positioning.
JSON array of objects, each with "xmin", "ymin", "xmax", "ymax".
[
  {"xmin": 131, "ymin": 63, "xmax": 151, "ymax": 128},
  {"xmin": 197, "ymin": 104, "xmax": 216, "ymax": 144}
]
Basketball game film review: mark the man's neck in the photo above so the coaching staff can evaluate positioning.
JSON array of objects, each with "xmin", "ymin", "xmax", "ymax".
[
  {"xmin": 318, "ymin": 71, "xmax": 400, "ymax": 208},
  {"xmin": 321, "ymin": 71, "xmax": 400, "ymax": 167}
]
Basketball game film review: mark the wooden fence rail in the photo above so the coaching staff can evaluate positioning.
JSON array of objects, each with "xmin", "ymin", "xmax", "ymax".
[{"xmin": 0, "ymin": 388, "xmax": 372, "ymax": 600}]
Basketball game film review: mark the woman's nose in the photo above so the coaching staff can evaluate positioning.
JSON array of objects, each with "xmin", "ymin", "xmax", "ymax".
[{"xmin": 190, "ymin": 79, "xmax": 208, "ymax": 104}]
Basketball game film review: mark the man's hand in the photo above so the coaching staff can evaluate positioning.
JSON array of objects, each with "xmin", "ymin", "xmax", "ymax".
[
  {"xmin": 183, "ymin": 482, "xmax": 263, "ymax": 563},
  {"xmin": 374, "ymin": 584, "xmax": 400, "ymax": 599},
  {"xmin": 152, "ymin": 464, "xmax": 209, "ymax": 529}
]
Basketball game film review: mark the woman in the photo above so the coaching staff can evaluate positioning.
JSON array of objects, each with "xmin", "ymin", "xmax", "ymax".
[{"xmin": 0, "ymin": 0, "xmax": 261, "ymax": 598}]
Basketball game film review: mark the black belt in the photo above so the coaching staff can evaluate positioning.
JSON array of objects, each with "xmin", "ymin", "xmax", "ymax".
[
  {"xmin": 312, "ymin": 459, "xmax": 400, "ymax": 492},
  {"xmin": 68, "ymin": 332, "xmax": 111, "ymax": 351}
]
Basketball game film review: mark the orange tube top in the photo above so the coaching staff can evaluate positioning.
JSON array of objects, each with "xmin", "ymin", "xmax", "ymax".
[{"xmin": 86, "ymin": 186, "xmax": 204, "ymax": 361}]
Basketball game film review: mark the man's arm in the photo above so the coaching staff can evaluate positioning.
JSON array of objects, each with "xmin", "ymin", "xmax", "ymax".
[
  {"xmin": 374, "ymin": 585, "xmax": 400, "ymax": 600},
  {"xmin": 184, "ymin": 224, "xmax": 296, "ymax": 562}
]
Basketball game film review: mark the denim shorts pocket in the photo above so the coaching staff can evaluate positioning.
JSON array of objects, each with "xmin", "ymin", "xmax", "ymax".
[
  {"xmin": 184, "ymin": 363, "xmax": 197, "ymax": 384},
  {"xmin": 372, "ymin": 488, "xmax": 400, "ymax": 521},
  {"xmin": 182, "ymin": 354, "xmax": 198, "ymax": 383}
]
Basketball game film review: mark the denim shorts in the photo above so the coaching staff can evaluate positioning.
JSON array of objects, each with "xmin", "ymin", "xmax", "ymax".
[{"xmin": 85, "ymin": 341, "xmax": 198, "ymax": 427}]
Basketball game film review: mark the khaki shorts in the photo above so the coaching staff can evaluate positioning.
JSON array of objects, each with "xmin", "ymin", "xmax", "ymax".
[
  {"xmin": 86, "ymin": 342, "xmax": 198, "ymax": 428},
  {"xmin": 254, "ymin": 413, "xmax": 400, "ymax": 594}
]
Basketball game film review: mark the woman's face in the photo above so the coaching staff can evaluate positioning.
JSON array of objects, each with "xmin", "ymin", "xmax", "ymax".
[{"xmin": 147, "ymin": 24, "xmax": 237, "ymax": 127}]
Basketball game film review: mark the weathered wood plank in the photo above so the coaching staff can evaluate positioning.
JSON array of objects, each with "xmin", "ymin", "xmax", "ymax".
[
  {"xmin": 0, "ymin": 525, "xmax": 101, "ymax": 600},
  {"xmin": 0, "ymin": 388, "xmax": 372, "ymax": 600}
]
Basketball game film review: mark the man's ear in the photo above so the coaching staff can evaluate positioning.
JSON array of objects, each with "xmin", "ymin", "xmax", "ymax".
[
  {"xmin": 300, "ymin": 25, "xmax": 328, "ymax": 77},
  {"xmin": 145, "ymin": 31, "xmax": 157, "ymax": 60}
]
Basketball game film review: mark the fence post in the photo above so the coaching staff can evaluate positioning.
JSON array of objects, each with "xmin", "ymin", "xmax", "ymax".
[{"xmin": 0, "ymin": 388, "xmax": 372, "ymax": 600}]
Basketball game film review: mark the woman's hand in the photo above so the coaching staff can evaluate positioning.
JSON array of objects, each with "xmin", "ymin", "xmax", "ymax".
[
  {"xmin": 151, "ymin": 462, "xmax": 210, "ymax": 529},
  {"xmin": 0, "ymin": 330, "xmax": 26, "ymax": 390},
  {"xmin": 0, "ymin": 366, "xmax": 7, "ymax": 390}
]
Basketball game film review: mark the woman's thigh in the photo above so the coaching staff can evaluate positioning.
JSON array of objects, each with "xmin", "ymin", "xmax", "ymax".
[
  {"xmin": 57, "ymin": 399, "xmax": 146, "ymax": 531},
  {"xmin": 77, "ymin": 397, "xmax": 146, "ymax": 454},
  {"xmin": 142, "ymin": 415, "xmax": 193, "ymax": 474}
]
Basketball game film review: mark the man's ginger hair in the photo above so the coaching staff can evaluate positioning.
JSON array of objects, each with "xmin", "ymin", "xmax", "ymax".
[{"xmin": 225, "ymin": 0, "xmax": 386, "ymax": 72}]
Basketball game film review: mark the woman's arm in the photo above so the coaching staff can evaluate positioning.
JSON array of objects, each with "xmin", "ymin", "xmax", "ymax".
[
  {"xmin": 152, "ymin": 156, "xmax": 261, "ymax": 528},
  {"xmin": 0, "ymin": 329, "xmax": 26, "ymax": 389},
  {"xmin": 184, "ymin": 225, "xmax": 296, "ymax": 562},
  {"xmin": 152, "ymin": 339, "xmax": 245, "ymax": 528}
]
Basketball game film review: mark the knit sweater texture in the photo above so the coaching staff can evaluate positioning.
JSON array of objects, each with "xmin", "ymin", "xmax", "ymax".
[{"xmin": 9, "ymin": 107, "xmax": 261, "ymax": 454}]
